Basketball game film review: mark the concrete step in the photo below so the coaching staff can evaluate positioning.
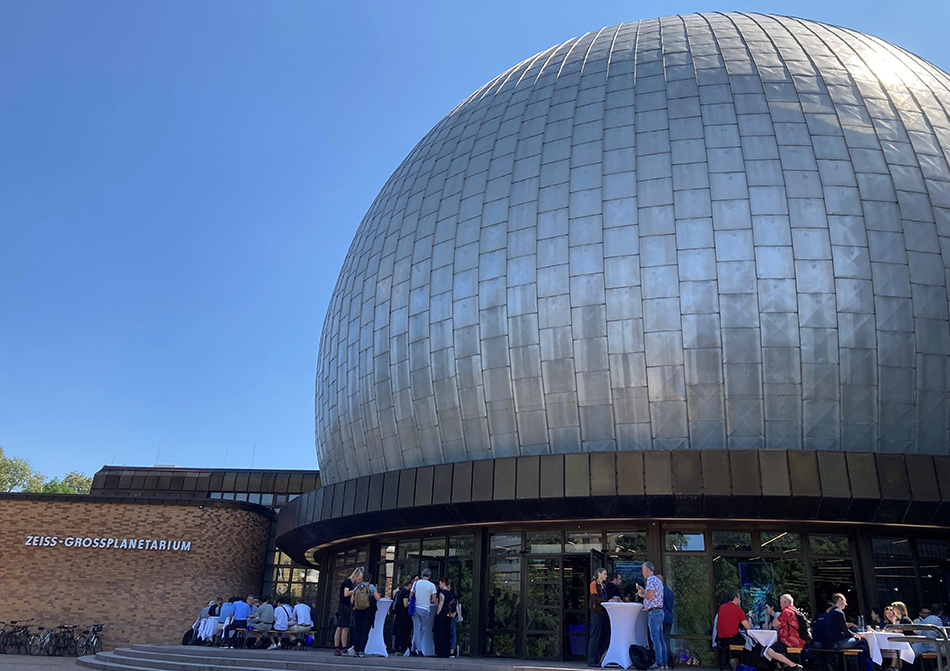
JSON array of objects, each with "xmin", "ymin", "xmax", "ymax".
[{"xmin": 74, "ymin": 645, "xmax": 590, "ymax": 671}]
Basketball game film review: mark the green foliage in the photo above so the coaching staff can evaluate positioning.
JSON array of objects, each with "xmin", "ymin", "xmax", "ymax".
[{"xmin": 0, "ymin": 446, "xmax": 91, "ymax": 494}]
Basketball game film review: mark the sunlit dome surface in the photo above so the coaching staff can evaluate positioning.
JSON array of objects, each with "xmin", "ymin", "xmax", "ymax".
[{"xmin": 316, "ymin": 12, "xmax": 950, "ymax": 484}]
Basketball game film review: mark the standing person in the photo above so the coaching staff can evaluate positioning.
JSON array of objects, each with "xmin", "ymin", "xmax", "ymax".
[
  {"xmin": 434, "ymin": 576, "xmax": 457, "ymax": 657},
  {"xmin": 657, "ymin": 573, "xmax": 676, "ymax": 668},
  {"xmin": 637, "ymin": 562, "xmax": 668, "ymax": 671},
  {"xmin": 411, "ymin": 569, "xmax": 437, "ymax": 656},
  {"xmin": 588, "ymin": 567, "xmax": 608, "ymax": 667},
  {"xmin": 334, "ymin": 566, "xmax": 363, "ymax": 656},
  {"xmin": 391, "ymin": 577, "xmax": 413, "ymax": 655},
  {"xmin": 350, "ymin": 572, "xmax": 380, "ymax": 658}
]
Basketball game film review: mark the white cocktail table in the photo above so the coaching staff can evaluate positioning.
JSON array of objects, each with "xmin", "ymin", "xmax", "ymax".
[
  {"xmin": 602, "ymin": 602, "xmax": 648, "ymax": 668},
  {"xmin": 364, "ymin": 598, "xmax": 392, "ymax": 657},
  {"xmin": 746, "ymin": 629, "xmax": 778, "ymax": 656},
  {"xmin": 859, "ymin": 630, "xmax": 915, "ymax": 666}
]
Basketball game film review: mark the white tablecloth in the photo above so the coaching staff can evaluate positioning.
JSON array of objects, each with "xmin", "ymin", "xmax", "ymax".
[
  {"xmin": 602, "ymin": 602, "xmax": 648, "ymax": 668},
  {"xmin": 859, "ymin": 630, "xmax": 915, "ymax": 666},
  {"xmin": 746, "ymin": 630, "xmax": 778, "ymax": 656},
  {"xmin": 364, "ymin": 598, "xmax": 392, "ymax": 657}
]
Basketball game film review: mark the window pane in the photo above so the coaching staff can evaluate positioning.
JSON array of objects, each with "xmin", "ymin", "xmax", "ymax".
[
  {"xmin": 607, "ymin": 531, "xmax": 647, "ymax": 554},
  {"xmin": 397, "ymin": 540, "xmax": 420, "ymax": 560},
  {"xmin": 760, "ymin": 531, "xmax": 801, "ymax": 553},
  {"xmin": 874, "ymin": 559, "xmax": 918, "ymax": 610},
  {"xmin": 490, "ymin": 533, "xmax": 522, "ymax": 554},
  {"xmin": 423, "ymin": 537, "xmax": 446, "ymax": 556},
  {"xmin": 809, "ymin": 533, "xmax": 850, "ymax": 555},
  {"xmin": 526, "ymin": 531, "xmax": 562, "ymax": 553},
  {"xmin": 667, "ymin": 531, "xmax": 705, "ymax": 551},
  {"xmin": 918, "ymin": 539, "xmax": 950, "ymax": 560},
  {"xmin": 527, "ymin": 558, "xmax": 558, "ymax": 582},
  {"xmin": 714, "ymin": 556, "xmax": 808, "ymax": 625},
  {"xmin": 872, "ymin": 537, "xmax": 912, "ymax": 558},
  {"xmin": 665, "ymin": 555, "xmax": 710, "ymax": 635},
  {"xmin": 712, "ymin": 531, "xmax": 752, "ymax": 552},
  {"xmin": 379, "ymin": 542, "xmax": 397, "ymax": 562},
  {"xmin": 527, "ymin": 632, "xmax": 559, "ymax": 658},
  {"xmin": 488, "ymin": 556, "xmax": 521, "ymax": 630},
  {"xmin": 565, "ymin": 531, "xmax": 602, "ymax": 552},
  {"xmin": 811, "ymin": 558, "xmax": 857, "ymax": 619},
  {"xmin": 613, "ymin": 559, "xmax": 645, "ymax": 600},
  {"xmin": 449, "ymin": 535, "xmax": 475, "ymax": 556}
]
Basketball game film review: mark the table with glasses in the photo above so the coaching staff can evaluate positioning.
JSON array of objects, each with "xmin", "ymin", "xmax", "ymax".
[
  {"xmin": 601, "ymin": 602, "xmax": 649, "ymax": 668},
  {"xmin": 364, "ymin": 598, "xmax": 392, "ymax": 657},
  {"xmin": 858, "ymin": 630, "xmax": 915, "ymax": 667}
]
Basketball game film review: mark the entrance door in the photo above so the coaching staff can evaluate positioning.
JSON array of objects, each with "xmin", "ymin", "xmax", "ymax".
[{"xmin": 563, "ymin": 555, "xmax": 590, "ymax": 662}]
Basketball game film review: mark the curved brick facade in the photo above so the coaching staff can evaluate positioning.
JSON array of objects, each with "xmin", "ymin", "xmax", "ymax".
[{"xmin": 0, "ymin": 494, "xmax": 272, "ymax": 650}]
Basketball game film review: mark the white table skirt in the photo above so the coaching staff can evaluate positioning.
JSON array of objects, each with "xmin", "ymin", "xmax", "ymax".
[
  {"xmin": 860, "ymin": 630, "xmax": 915, "ymax": 666},
  {"xmin": 602, "ymin": 602, "xmax": 648, "ymax": 668},
  {"xmin": 364, "ymin": 598, "xmax": 392, "ymax": 657},
  {"xmin": 746, "ymin": 629, "xmax": 778, "ymax": 656}
]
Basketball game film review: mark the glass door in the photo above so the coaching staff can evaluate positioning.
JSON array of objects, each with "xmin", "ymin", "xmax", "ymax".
[{"xmin": 563, "ymin": 555, "xmax": 590, "ymax": 662}]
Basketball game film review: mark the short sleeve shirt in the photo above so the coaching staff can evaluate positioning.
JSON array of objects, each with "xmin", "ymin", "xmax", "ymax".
[
  {"xmin": 644, "ymin": 575, "xmax": 664, "ymax": 610},
  {"xmin": 777, "ymin": 607, "xmax": 804, "ymax": 648},
  {"xmin": 231, "ymin": 601, "xmax": 251, "ymax": 621},
  {"xmin": 717, "ymin": 601, "xmax": 745, "ymax": 638},
  {"xmin": 412, "ymin": 578, "xmax": 437, "ymax": 612},
  {"xmin": 274, "ymin": 604, "xmax": 292, "ymax": 631},
  {"xmin": 339, "ymin": 578, "xmax": 354, "ymax": 607},
  {"xmin": 293, "ymin": 603, "xmax": 312, "ymax": 626}
]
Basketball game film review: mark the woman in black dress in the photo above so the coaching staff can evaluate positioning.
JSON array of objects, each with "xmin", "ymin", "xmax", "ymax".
[{"xmin": 434, "ymin": 576, "xmax": 457, "ymax": 658}]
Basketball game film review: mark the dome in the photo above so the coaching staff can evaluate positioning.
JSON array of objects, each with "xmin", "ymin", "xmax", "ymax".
[{"xmin": 316, "ymin": 12, "xmax": 950, "ymax": 484}]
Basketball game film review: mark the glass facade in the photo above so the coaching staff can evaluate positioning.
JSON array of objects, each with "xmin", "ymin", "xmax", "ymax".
[{"xmin": 316, "ymin": 522, "xmax": 950, "ymax": 662}]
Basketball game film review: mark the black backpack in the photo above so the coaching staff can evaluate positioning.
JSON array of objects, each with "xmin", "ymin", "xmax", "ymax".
[
  {"xmin": 794, "ymin": 609, "xmax": 812, "ymax": 642},
  {"xmin": 629, "ymin": 645, "xmax": 655, "ymax": 670}
]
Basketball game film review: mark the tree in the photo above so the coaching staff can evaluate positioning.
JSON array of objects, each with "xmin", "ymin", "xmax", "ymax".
[
  {"xmin": 0, "ymin": 446, "xmax": 91, "ymax": 494},
  {"xmin": 41, "ymin": 471, "xmax": 92, "ymax": 494},
  {"xmin": 0, "ymin": 446, "xmax": 41, "ymax": 492}
]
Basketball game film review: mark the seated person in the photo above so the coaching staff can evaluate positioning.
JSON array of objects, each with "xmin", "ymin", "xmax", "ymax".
[
  {"xmin": 291, "ymin": 599, "xmax": 313, "ymax": 644},
  {"xmin": 717, "ymin": 590, "xmax": 751, "ymax": 667},
  {"xmin": 762, "ymin": 595, "xmax": 804, "ymax": 670},
  {"xmin": 248, "ymin": 596, "xmax": 275, "ymax": 647},
  {"xmin": 912, "ymin": 606, "xmax": 943, "ymax": 656},
  {"xmin": 818, "ymin": 594, "xmax": 870, "ymax": 666},
  {"xmin": 269, "ymin": 596, "xmax": 294, "ymax": 650}
]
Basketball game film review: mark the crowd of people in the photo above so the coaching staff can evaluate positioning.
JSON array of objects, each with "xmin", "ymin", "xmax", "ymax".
[
  {"xmin": 190, "ymin": 594, "xmax": 312, "ymax": 649},
  {"xmin": 333, "ymin": 566, "xmax": 460, "ymax": 658},
  {"xmin": 715, "ymin": 588, "xmax": 950, "ymax": 671}
]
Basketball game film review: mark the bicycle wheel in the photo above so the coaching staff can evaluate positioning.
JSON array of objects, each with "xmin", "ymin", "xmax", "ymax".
[
  {"xmin": 93, "ymin": 636, "xmax": 102, "ymax": 655},
  {"xmin": 27, "ymin": 634, "xmax": 41, "ymax": 656},
  {"xmin": 45, "ymin": 634, "xmax": 56, "ymax": 655},
  {"xmin": 65, "ymin": 635, "xmax": 77, "ymax": 656},
  {"xmin": 76, "ymin": 634, "xmax": 89, "ymax": 657}
]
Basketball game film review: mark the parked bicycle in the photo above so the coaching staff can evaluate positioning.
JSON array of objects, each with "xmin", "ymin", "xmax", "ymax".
[
  {"xmin": 46, "ymin": 624, "xmax": 78, "ymax": 656},
  {"xmin": 27, "ymin": 626, "xmax": 52, "ymax": 656},
  {"xmin": 77, "ymin": 624, "xmax": 104, "ymax": 656},
  {"xmin": 0, "ymin": 619, "xmax": 34, "ymax": 655}
]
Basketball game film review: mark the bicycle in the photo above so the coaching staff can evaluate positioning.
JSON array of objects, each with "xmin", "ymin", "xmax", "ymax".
[
  {"xmin": 46, "ymin": 624, "xmax": 78, "ymax": 656},
  {"xmin": 27, "ymin": 626, "xmax": 51, "ymax": 656},
  {"xmin": 1, "ymin": 619, "xmax": 34, "ymax": 654},
  {"xmin": 77, "ymin": 624, "xmax": 104, "ymax": 656}
]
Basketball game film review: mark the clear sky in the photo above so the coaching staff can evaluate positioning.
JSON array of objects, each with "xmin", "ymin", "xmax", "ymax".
[{"xmin": 1, "ymin": 0, "xmax": 947, "ymax": 480}]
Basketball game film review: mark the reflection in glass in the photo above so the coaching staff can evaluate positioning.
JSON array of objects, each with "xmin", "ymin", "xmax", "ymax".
[
  {"xmin": 760, "ymin": 531, "xmax": 801, "ymax": 553},
  {"xmin": 714, "ymin": 556, "xmax": 807, "ymax": 623},
  {"xmin": 607, "ymin": 530, "xmax": 647, "ymax": 554},
  {"xmin": 491, "ymin": 533, "xmax": 522, "ymax": 554},
  {"xmin": 667, "ymin": 531, "xmax": 705, "ymax": 551},
  {"xmin": 918, "ymin": 539, "xmax": 950, "ymax": 560},
  {"xmin": 874, "ymin": 559, "xmax": 918, "ymax": 612},
  {"xmin": 665, "ymin": 555, "xmax": 710, "ymax": 636},
  {"xmin": 449, "ymin": 535, "xmax": 475, "ymax": 556},
  {"xmin": 871, "ymin": 537, "xmax": 912, "ymax": 558},
  {"xmin": 527, "ymin": 558, "xmax": 558, "ymax": 582},
  {"xmin": 712, "ymin": 531, "xmax": 752, "ymax": 552},
  {"xmin": 397, "ymin": 539, "xmax": 420, "ymax": 560},
  {"xmin": 488, "ymin": 556, "xmax": 521, "ymax": 629},
  {"xmin": 809, "ymin": 533, "xmax": 851, "ymax": 555},
  {"xmin": 811, "ymin": 558, "xmax": 857, "ymax": 620},
  {"xmin": 566, "ymin": 530, "xmax": 602, "ymax": 552},
  {"xmin": 423, "ymin": 536, "xmax": 446, "ymax": 556},
  {"xmin": 526, "ymin": 531, "xmax": 562, "ymax": 553},
  {"xmin": 527, "ymin": 633, "xmax": 560, "ymax": 658}
]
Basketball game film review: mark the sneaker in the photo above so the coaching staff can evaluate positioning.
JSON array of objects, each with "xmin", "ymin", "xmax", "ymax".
[
  {"xmin": 334, "ymin": 648, "xmax": 341, "ymax": 656},
  {"xmin": 340, "ymin": 648, "xmax": 351, "ymax": 655},
  {"xmin": 730, "ymin": 660, "xmax": 739, "ymax": 671},
  {"xmin": 267, "ymin": 643, "xmax": 278, "ymax": 650}
]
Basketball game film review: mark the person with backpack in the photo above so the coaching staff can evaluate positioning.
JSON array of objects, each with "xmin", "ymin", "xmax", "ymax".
[
  {"xmin": 760, "ymin": 596, "xmax": 803, "ymax": 670},
  {"xmin": 434, "ymin": 576, "xmax": 457, "ymax": 657},
  {"xmin": 350, "ymin": 572, "xmax": 380, "ymax": 658},
  {"xmin": 391, "ymin": 577, "xmax": 413, "ymax": 655}
]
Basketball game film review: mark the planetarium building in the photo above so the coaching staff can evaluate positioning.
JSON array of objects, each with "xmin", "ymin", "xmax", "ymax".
[{"xmin": 277, "ymin": 13, "xmax": 950, "ymax": 662}]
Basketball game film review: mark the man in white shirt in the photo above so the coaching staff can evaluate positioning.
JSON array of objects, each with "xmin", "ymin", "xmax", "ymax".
[
  {"xmin": 291, "ymin": 599, "xmax": 313, "ymax": 647},
  {"xmin": 411, "ymin": 569, "xmax": 437, "ymax": 656},
  {"xmin": 268, "ymin": 596, "xmax": 294, "ymax": 650}
]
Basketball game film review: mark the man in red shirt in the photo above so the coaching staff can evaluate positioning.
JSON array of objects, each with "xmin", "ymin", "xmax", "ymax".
[{"xmin": 716, "ymin": 591, "xmax": 751, "ymax": 646}]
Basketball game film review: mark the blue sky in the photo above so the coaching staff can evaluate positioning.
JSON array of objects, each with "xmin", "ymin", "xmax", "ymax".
[{"xmin": 1, "ymin": 0, "xmax": 947, "ymax": 479}]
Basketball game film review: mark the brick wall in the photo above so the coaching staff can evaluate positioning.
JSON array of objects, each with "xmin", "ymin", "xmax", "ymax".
[{"xmin": 0, "ymin": 496, "xmax": 272, "ymax": 650}]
